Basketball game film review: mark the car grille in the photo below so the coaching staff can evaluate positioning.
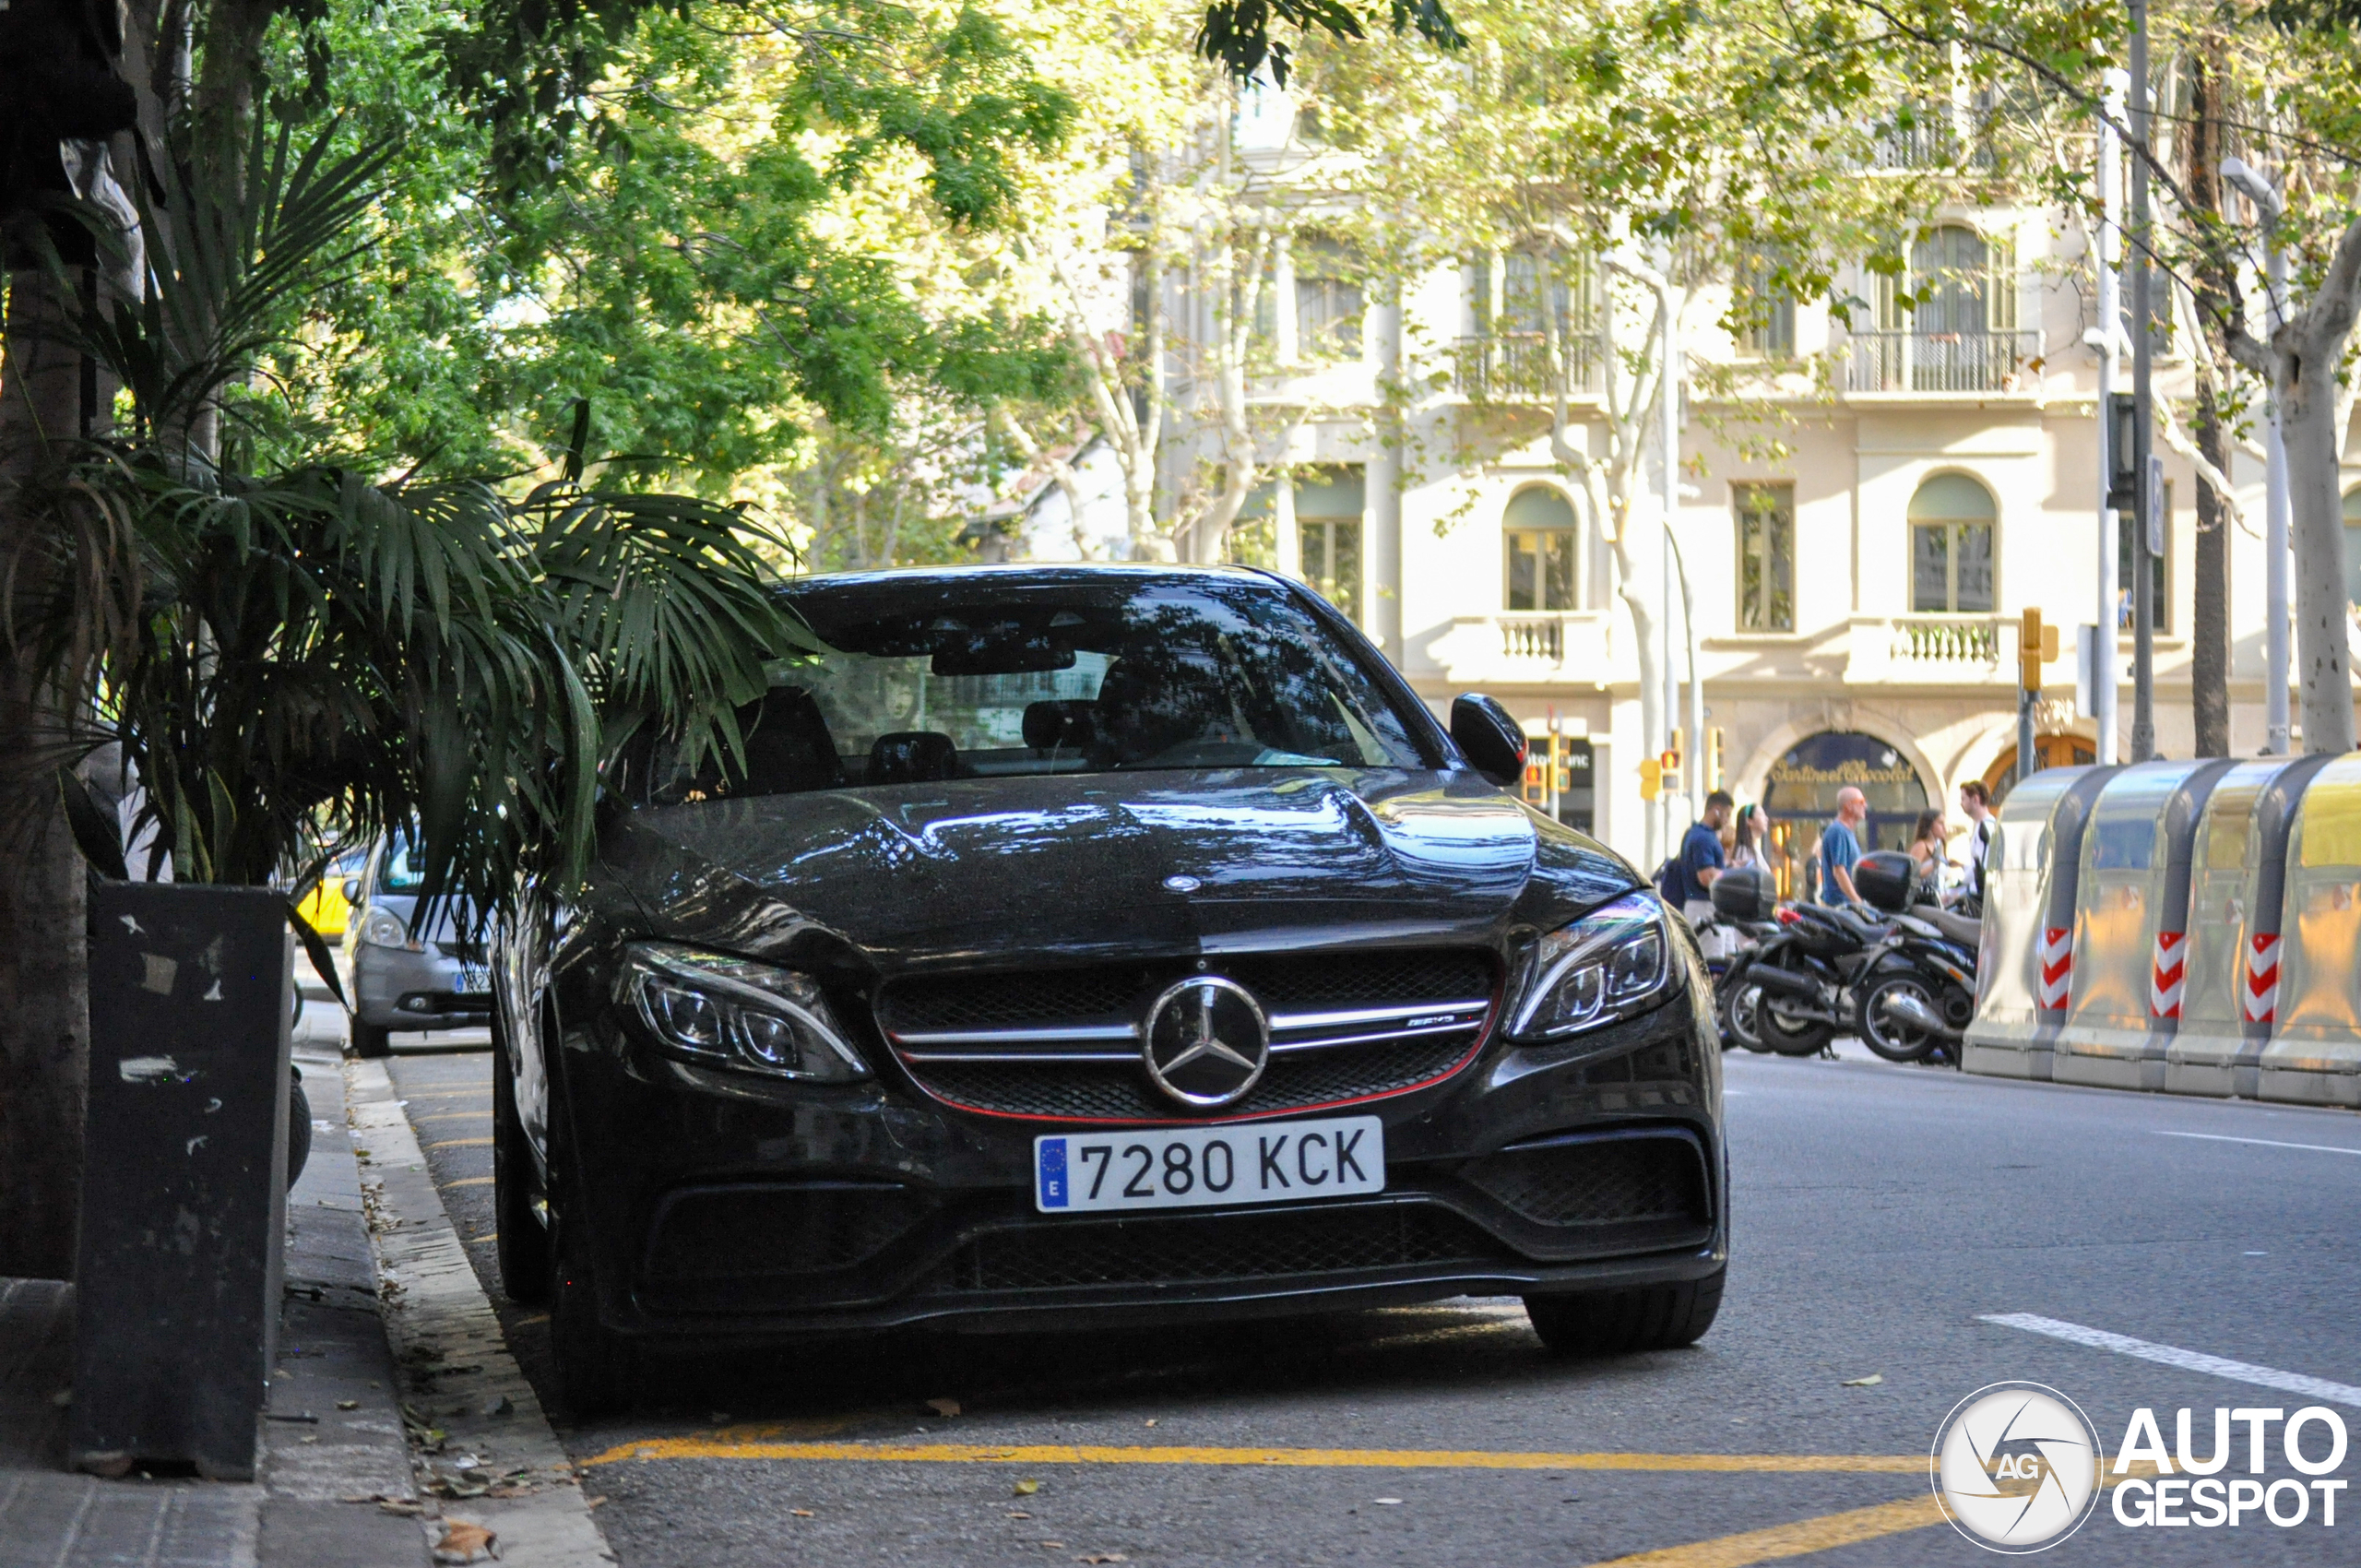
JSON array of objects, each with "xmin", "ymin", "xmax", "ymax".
[
  {"xmin": 877, "ymin": 950, "xmax": 1497, "ymax": 1123},
  {"xmin": 925, "ymin": 1200, "xmax": 1509, "ymax": 1293},
  {"xmin": 1459, "ymin": 1134, "xmax": 1709, "ymax": 1229}
]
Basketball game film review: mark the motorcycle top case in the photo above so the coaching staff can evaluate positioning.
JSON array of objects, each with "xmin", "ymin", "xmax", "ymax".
[
  {"xmin": 1854, "ymin": 850, "xmax": 1917, "ymax": 914},
  {"xmin": 1710, "ymin": 864, "xmax": 1777, "ymax": 921}
]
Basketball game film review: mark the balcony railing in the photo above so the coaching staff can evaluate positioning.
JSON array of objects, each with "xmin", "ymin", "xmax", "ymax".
[
  {"xmin": 1847, "ymin": 329, "xmax": 2041, "ymax": 394},
  {"xmin": 1499, "ymin": 615, "xmax": 1565, "ymax": 661},
  {"xmin": 1450, "ymin": 332, "xmax": 1603, "ymax": 400},
  {"xmin": 1892, "ymin": 616, "xmax": 1999, "ymax": 664},
  {"xmin": 1871, "ymin": 121, "xmax": 1999, "ymax": 172}
]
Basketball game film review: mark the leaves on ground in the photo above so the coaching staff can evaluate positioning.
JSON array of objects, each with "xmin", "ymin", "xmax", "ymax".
[
  {"xmin": 431, "ymin": 1519, "xmax": 497, "ymax": 1563},
  {"xmin": 1013, "ymin": 1478, "xmax": 1040, "ymax": 1496}
]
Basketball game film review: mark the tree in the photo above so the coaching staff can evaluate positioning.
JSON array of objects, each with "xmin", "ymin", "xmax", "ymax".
[{"xmin": 1290, "ymin": 0, "xmax": 1953, "ymax": 859}]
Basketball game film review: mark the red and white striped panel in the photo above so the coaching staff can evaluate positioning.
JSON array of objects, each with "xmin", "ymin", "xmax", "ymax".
[
  {"xmin": 2148, "ymin": 930, "xmax": 2186, "ymax": 1019},
  {"xmin": 2243, "ymin": 932, "xmax": 2281, "ymax": 1025},
  {"xmin": 2036, "ymin": 926, "xmax": 2073, "ymax": 1011}
]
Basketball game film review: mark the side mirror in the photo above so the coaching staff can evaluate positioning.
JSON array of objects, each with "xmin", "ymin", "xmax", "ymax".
[
  {"xmin": 341, "ymin": 878, "xmax": 362, "ymax": 905},
  {"xmin": 1450, "ymin": 694, "xmax": 1528, "ymax": 788}
]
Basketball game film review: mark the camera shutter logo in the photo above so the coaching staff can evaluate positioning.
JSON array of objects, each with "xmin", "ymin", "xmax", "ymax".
[{"xmin": 1930, "ymin": 1383, "xmax": 2103, "ymax": 1552}]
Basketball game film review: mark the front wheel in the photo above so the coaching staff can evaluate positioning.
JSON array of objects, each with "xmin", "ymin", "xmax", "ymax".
[
  {"xmin": 492, "ymin": 1010, "xmax": 553, "ymax": 1306},
  {"xmin": 349, "ymin": 1017, "xmax": 393, "ymax": 1059},
  {"xmin": 1525, "ymin": 1268, "xmax": 1726, "ymax": 1355},
  {"xmin": 1855, "ymin": 971, "xmax": 1940, "ymax": 1063}
]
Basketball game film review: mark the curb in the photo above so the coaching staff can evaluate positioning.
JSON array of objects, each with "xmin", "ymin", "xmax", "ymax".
[{"xmin": 345, "ymin": 1059, "xmax": 617, "ymax": 1568}]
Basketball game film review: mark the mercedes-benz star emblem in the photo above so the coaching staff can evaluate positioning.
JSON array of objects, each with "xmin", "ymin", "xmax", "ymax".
[{"xmin": 1142, "ymin": 975, "xmax": 1270, "ymax": 1110}]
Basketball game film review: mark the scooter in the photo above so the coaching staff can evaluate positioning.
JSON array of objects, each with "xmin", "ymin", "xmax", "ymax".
[
  {"xmin": 1852, "ymin": 901, "xmax": 1981, "ymax": 1064},
  {"xmin": 1724, "ymin": 901, "xmax": 1892, "ymax": 1056}
]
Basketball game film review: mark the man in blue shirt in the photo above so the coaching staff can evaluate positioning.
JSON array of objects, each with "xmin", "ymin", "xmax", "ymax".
[
  {"xmin": 1673, "ymin": 790, "xmax": 1733, "ymax": 923},
  {"xmin": 1819, "ymin": 785, "xmax": 1869, "ymax": 905}
]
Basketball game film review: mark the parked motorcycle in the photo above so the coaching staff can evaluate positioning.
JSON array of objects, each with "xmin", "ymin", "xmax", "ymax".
[
  {"xmin": 1851, "ymin": 851, "xmax": 1981, "ymax": 1064},
  {"xmin": 1703, "ymin": 865, "xmax": 1880, "ymax": 1055}
]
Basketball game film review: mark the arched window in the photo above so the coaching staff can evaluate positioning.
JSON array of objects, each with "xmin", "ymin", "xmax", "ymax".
[
  {"xmin": 1503, "ymin": 486, "xmax": 1581, "ymax": 612},
  {"xmin": 1866, "ymin": 224, "xmax": 2020, "ymax": 391},
  {"xmin": 1909, "ymin": 473, "xmax": 1996, "ymax": 613}
]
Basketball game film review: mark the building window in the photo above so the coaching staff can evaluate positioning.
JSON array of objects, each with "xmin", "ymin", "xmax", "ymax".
[
  {"xmin": 2344, "ymin": 488, "xmax": 2361, "ymax": 607},
  {"xmin": 1859, "ymin": 224, "xmax": 2022, "ymax": 393},
  {"xmin": 1733, "ymin": 262, "xmax": 1796, "ymax": 359},
  {"xmin": 1293, "ymin": 234, "xmax": 1363, "ymax": 361},
  {"xmin": 2118, "ymin": 482, "xmax": 2172, "ymax": 633},
  {"xmin": 1298, "ymin": 465, "xmax": 1364, "ymax": 620},
  {"xmin": 1734, "ymin": 482, "xmax": 1795, "ymax": 631},
  {"xmin": 1503, "ymin": 486, "xmax": 1580, "ymax": 612},
  {"xmin": 1907, "ymin": 473, "xmax": 1996, "ymax": 613}
]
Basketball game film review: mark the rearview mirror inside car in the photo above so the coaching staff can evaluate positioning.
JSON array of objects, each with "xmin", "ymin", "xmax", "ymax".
[{"xmin": 1450, "ymin": 694, "xmax": 1528, "ymax": 788}]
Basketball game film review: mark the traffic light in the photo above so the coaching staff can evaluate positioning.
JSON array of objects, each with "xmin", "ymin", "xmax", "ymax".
[
  {"xmin": 2019, "ymin": 608, "xmax": 2058, "ymax": 693},
  {"xmin": 1639, "ymin": 756, "xmax": 1663, "ymax": 802},
  {"xmin": 1704, "ymin": 727, "xmax": 1725, "ymax": 790}
]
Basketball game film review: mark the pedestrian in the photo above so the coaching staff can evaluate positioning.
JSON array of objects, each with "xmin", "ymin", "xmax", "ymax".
[
  {"xmin": 1958, "ymin": 779, "xmax": 1995, "ymax": 914},
  {"xmin": 1728, "ymin": 803, "xmax": 1764, "ymax": 870},
  {"xmin": 1907, "ymin": 809, "xmax": 1952, "ymax": 905},
  {"xmin": 1673, "ymin": 790, "xmax": 1734, "ymax": 925},
  {"xmin": 1818, "ymin": 785, "xmax": 1869, "ymax": 907}
]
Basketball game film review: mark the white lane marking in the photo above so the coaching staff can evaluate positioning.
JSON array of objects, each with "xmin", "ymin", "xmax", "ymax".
[
  {"xmin": 2155, "ymin": 1130, "xmax": 2361, "ymax": 1157},
  {"xmin": 1981, "ymin": 1313, "xmax": 2361, "ymax": 1408}
]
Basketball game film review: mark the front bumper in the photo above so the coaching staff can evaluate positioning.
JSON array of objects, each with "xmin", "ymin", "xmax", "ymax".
[
  {"xmin": 548, "ymin": 959, "xmax": 1727, "ymax": 1342},
  {"xmin": 351, "ymin": 944, "xmax": 490, "ymax": 1029}
]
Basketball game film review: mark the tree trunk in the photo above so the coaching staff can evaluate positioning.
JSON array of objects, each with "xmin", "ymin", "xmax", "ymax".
[
  {"xmin": 2185, "ymin": 41, "xmax": 2230, "ymax": 758},
  {"xmin": 2279, "ymin": 217, "xmax": 2361, "ymax": 755},
  {"xmin": 0, "ymin": 264, "xmax": 94, "ymax": 1278}
]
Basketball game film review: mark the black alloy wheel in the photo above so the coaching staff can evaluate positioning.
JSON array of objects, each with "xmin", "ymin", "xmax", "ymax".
[
  {"xmin": 287, "ymin": 1069, "xmax": 313, "ymax": 1187},
  {"xmin": 1855, "ymin": 971, "xmax": 1940, "ymax": 1063},
  {"xmin": 492, "ymin": 1005, "xmax": 554, "ymax": 1306},
  {"xmin": 1524, "ymin": 1267, "xmax": 1726, "ymax": 1355},
  {"xmin": 548, "ymin": 1202, "xmax": 637, "ymax": 1420}
]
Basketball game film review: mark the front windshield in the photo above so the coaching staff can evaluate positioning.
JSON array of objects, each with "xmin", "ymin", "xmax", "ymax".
[{"xmin": 645, "ymin": 573, "xmax": 1431, "ymax": 803}]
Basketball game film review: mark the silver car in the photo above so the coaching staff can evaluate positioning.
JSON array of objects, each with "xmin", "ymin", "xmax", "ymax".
[{"xmin": 343, "ymin": 837, "xmax": 491, "ymax": 1057}]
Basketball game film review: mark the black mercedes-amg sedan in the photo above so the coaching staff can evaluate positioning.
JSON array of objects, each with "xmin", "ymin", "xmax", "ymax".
[{"xmin": 491, "ymin": 564, "xmax": 1727, "ymax": 1411}]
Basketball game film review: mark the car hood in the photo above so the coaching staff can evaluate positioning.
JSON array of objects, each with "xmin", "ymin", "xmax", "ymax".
[{"xmin": 606, "ymin": 768, "xmax": 1633, "ymax": 970}]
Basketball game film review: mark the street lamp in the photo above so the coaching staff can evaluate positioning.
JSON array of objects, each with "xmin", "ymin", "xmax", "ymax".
[{"xmin": 2223, "ymin": 156, "xmax": 2292, "ymax": 756}]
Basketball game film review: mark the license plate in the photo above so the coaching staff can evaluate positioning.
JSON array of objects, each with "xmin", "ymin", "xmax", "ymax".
[
  {"xmin": 1034, "ymin": 1115, "xmax": 1383, "ymax": 1214},
  {"xmin": 456, "ymin": 966, "xmax": 491, "ymax": 996}
]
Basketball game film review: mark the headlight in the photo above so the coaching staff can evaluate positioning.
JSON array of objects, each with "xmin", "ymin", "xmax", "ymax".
[
  {"xmin": 358, "ymin": 905, "xmax": 423, "ymax": 952},
  {"xmin": 1507, "ymin": 892, "xmax": 1679, "ymax": 1040},
  {"xmin": 624, "ymin": 943, "xmax": 869, "ymax": 1083}
]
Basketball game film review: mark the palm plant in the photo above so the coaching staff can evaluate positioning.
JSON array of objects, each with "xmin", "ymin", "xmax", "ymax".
[{"xmin": 11, "ymin": 119, "xmax": 802, "ymax": 976}]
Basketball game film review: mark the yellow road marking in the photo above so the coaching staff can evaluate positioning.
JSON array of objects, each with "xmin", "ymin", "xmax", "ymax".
[
  {"xmin": 441, "ymin": 1177, "xmax": 493, "ymax": 1188},
  {"xmin": 580, "ymin": 1439, "xmax": 1922, "ymax": 1474},
  {"xmin": 426, "ymin": 1137, "xmax": 493, "ymax": 1149},
  {"xmin": 1577, "ymin": 1496, "xmax": 1945, "ymax": 1568}
]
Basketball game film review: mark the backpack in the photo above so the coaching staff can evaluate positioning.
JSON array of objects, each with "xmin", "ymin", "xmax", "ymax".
[{"xmin": 1654, "ymin": 855, "xmax": 1685, "ymax": 907}]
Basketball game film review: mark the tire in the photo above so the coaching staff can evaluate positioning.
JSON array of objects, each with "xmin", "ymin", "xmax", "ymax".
[
  {"xmin": 1855, "ymin": 971, "xmax": 1940, "ymax": 1063},
  {"xmin": 492, "ymin": 1011, "xmax": 554, "ymax": 1306},
  {"xmin": 1525, "ymin": 1267, "xmax": 1726, "ymax": 1356},
  {"xmin": 1753, "ymin": 971, "xmax": 1834, "ymax": 1056},
  {"xmin": 549, "ymin": 1208, "xmax": 636, "ymax": 1420},
  {"xmin": 350, "ymin": 1017, "xmax": 394, "ymax": 1059},
  {"xmin": 1720, "ymin": 980, "xmax": 1773, "ymax": 1053},
  {"xmin": 287, "ymin": 1071, "xmax": 313, "ymax": 1187}
]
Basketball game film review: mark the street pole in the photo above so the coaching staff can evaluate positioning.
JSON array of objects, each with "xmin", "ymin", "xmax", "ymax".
[
  {"xmin": 2094, "ymin": 69, "xmax": 2127, "ymax": 766},
  {"xmin": 2224, "ymin": 157, "xmax": 2293, "ymax": 754},
  {"xmin": 1660, "ymin": 273, "xmax": 1681, "ymax": 847},
  {"xmin": 2129, "ymin": 0, "xmax": 2158, "ymax": 762}
]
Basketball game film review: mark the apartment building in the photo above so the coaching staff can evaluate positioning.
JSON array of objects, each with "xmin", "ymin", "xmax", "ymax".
[{"xmin": 1117, "ymin": 101, "xmax": 2358, "ymax": 879}]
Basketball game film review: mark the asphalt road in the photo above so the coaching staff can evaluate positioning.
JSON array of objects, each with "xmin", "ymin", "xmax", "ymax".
[{"xmin": 385, "ymin": 1039, "xmax": 2360, "ymax": 1566}]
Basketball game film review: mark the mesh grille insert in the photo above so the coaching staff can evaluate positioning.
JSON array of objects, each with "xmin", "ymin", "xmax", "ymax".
[
  {"xmin": 907, "ymin": 1032, "xmax": 1477, "ymax": 1121},
  {"xmin": 644, "ymin": 1183, "xmax": 938, "ymax": 1281},
  {"xmin": 931, "ymin": 1201, "xmax": 1508, "ymax": 1292},
  {"xmin": 1459, "ymin": 1136, "xmax": 1707, "ymax": 1229}
]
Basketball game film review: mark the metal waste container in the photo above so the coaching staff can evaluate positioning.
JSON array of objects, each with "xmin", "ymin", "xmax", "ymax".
[
  {"xmin": 2051, "ymin": 759, "xmax": 2237, "ymax": 1091},
  {"xmin": 2165, "ymin": 754, "xmax": 2333, "ymax": 1099},
  {"xmin": 2255, "ymin": 754, "xmax": 2361, "ymax": 1109},
  {"xmin": 1963, "ymin": 766, "xmax": 2118, "ymax": 1080}
]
